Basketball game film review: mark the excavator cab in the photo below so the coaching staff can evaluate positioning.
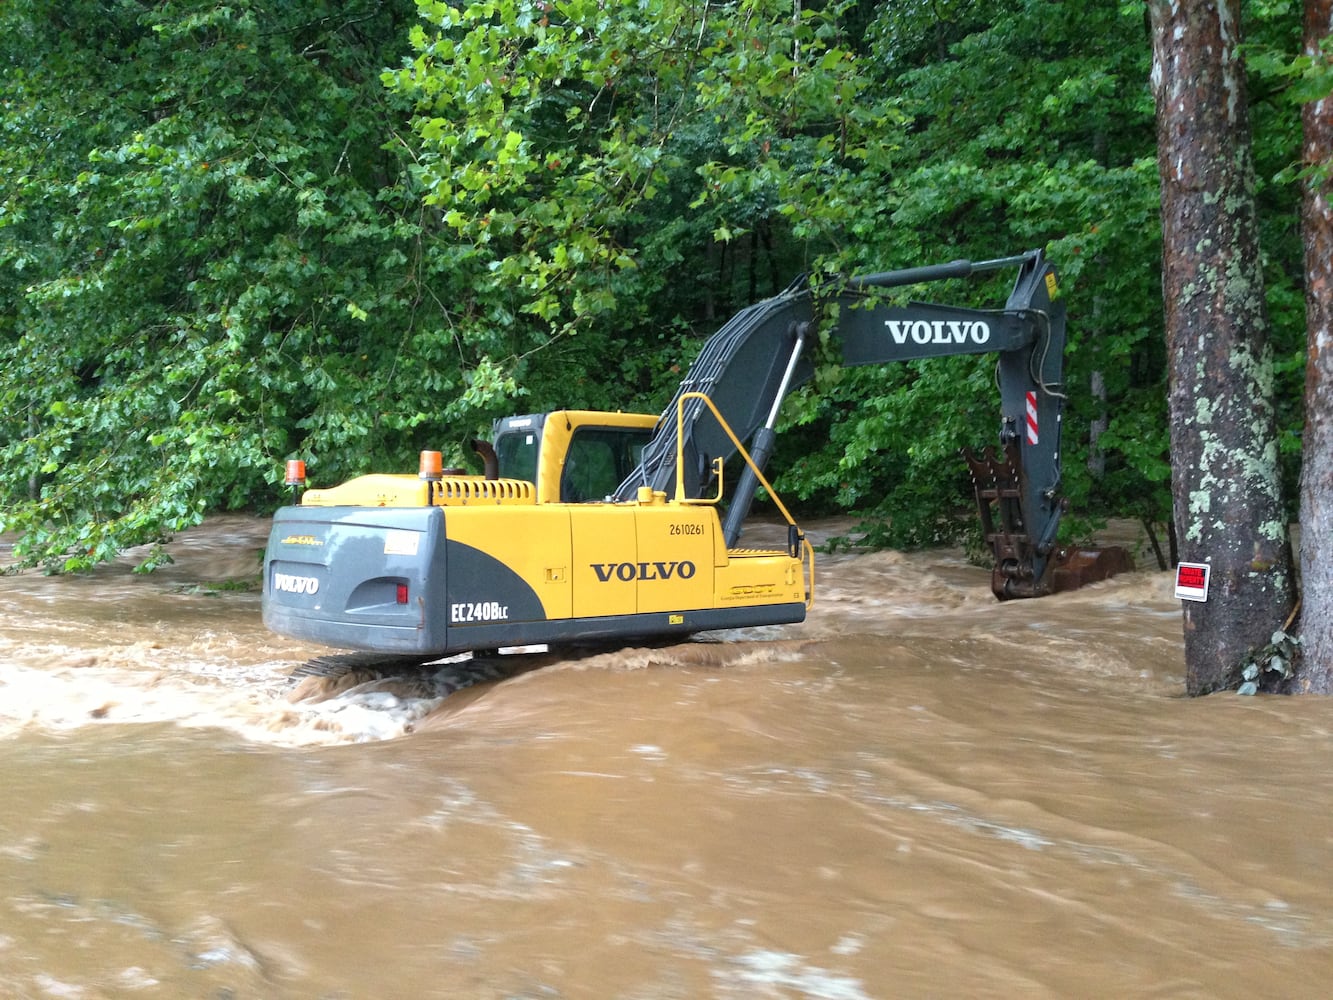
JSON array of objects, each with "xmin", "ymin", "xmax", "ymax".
[{"xmin": 492, "ymin": 411, "xmax": 658, "ymax": 504}]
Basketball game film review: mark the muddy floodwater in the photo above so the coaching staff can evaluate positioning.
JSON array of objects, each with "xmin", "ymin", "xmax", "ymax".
[{"xmin": 2, "ymin": 515, "xmax": 1332, "ymax": 999}]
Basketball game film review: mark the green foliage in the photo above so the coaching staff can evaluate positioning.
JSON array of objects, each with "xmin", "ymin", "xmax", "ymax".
[
  {"xmin": 782, "ymin": 355, "xmax": 995, "ymax": 547},
  {"xmin": 0, "ymin": 0, "xmax": 477, "ymax": 570},
  {"xmin": 0, "ymin": 0, "xmax": 1315, "ymax": 570},
  {"xmin": 774, "ymin": 1, "xmax": 1169, "ymax": 541},
  {"xmin": 384, "ymin": 0, "xmax": 903, "ymax": 373},
  {"xmin": 1237, "ymin": 628, "xmax": 1300, "ymax": 695}
]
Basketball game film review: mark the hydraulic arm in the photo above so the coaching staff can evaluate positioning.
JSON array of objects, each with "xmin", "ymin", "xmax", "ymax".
[{"xmin": 616, "ymin": 250, "xmax": 1123, "ymax": 598}]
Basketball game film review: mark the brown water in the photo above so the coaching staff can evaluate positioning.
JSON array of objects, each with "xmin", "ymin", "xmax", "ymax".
[{"xmin": 2, "ymin": 515, "xmax": 1331, "ymax": 999}]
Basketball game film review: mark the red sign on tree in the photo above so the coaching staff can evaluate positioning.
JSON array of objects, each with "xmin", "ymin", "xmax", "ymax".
[{"xmin": 1175, "ymin": 562, "xmax": 1210, "ymax": 602}]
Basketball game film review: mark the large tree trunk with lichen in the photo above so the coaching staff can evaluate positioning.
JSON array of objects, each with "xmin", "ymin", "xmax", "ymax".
[
  {"xmin": 1293, "ymin": 0, "xmax": 1333, "ymax": 692},
  {"xmin": 1147, "ymin": 0, "xmax": 1296, "ymax": 696}
]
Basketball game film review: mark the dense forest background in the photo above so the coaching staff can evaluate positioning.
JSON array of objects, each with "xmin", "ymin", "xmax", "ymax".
[{"xmin": 0, "ymin": 0, "xmax": 1313, "ymax": 572}]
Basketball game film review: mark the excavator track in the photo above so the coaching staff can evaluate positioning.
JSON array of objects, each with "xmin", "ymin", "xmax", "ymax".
[
  {"xmin": 288, "ymin": 651, "xmax": 454, "ymax": 682},
  {"xmin": 286, "ymin": 649, "xmax": 551, "ymax": 698},
  {"xmin": 287, "ymin": 637, "xmax": 699, "ymax": 686}
]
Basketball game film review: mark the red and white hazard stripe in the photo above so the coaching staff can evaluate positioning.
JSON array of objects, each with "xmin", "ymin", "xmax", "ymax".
[{"xmin": 1025, "ymin": 391, "xmax": 1039, "ymax": 445}]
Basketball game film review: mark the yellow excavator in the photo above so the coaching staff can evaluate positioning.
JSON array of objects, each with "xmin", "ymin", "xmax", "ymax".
[{"xmin": 262, "ymin": 251, "xmax": 1130, "ymax": 666}]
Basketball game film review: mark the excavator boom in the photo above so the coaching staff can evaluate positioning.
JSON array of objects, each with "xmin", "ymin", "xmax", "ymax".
[{"xmin": 616, "ymin": 249, "xmax": 1119, "ymax": 598}]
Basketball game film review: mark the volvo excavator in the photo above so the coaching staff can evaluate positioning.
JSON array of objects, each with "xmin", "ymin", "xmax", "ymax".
[{"xmin": 262, "ymin": 250, "xmax": 1130, "ymax": 668}]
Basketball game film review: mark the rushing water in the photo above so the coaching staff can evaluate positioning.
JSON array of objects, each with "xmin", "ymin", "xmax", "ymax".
[{"xmin": 2, "ymin": 515, "xmax": 1332, "ymax": 999}]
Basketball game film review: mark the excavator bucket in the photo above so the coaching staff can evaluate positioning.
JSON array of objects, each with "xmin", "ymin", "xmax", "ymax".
[
  {"xmin": 1049, "ymin": 545, "xmax": 1136, "ymax": 594},
  {"xmin": 963, "ymin": 443, "xmax": 1132, "ymax": 599}
]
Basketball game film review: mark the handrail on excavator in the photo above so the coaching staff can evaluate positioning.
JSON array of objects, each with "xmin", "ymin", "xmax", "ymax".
[{"xmin": 674, "ymin": 391, "xmax": 814, "ymax": 609}]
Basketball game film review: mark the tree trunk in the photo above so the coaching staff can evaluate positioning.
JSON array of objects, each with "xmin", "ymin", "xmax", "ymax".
[
  {"xmin": 1147, "ymin": 0, "xmax": 1296, "ymax": 695},
  {"xmin": 1293, "ymin": 0, "xmax": 1333, "ymax": 692},
  {"xmin": 1087, "ymin": 369, "xmax": 1107, "ymax": 479}
]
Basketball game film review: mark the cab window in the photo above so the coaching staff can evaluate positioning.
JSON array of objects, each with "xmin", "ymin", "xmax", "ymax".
[
  {"xmin": 495, "ymin": 429, "xmax": 539, "ymax": 483},
  {"xmin": 561, "ymin": 427, "xmax": 653, "ymax": 502}
]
